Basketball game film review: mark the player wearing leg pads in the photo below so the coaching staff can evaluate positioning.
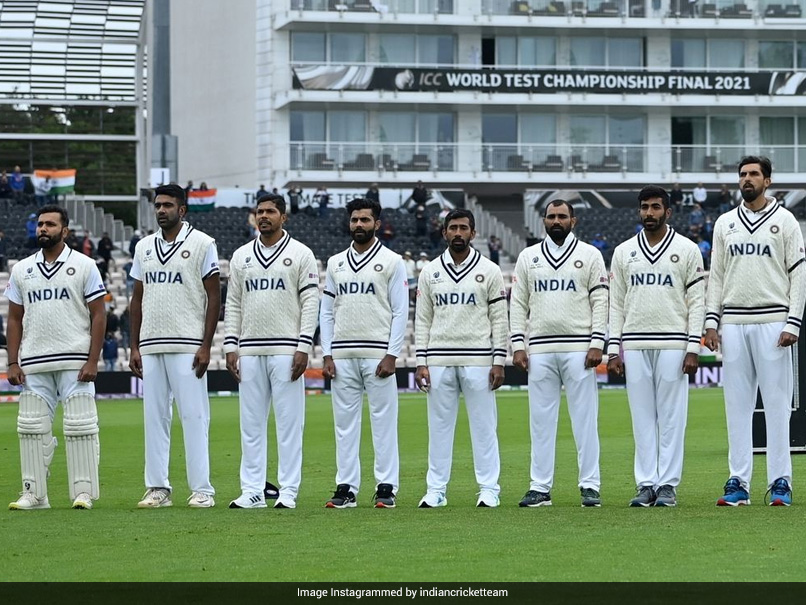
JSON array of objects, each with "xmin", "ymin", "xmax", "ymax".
[
  {"xmin": 63, "ymin": 391, "xmax": 100, "ymax": 507},
  {"xmin": 15, "ymin": 391, "xmax": 57, "ymax": 506}
]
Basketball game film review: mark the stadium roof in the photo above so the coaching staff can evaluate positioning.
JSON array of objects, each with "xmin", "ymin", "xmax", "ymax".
[{"xmin": 0, "ymin": 0, "xmax": 145, "ymax": 101}]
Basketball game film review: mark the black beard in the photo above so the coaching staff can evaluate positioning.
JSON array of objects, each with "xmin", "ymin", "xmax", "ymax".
[
  {"xmin": 449, "ymin": 238, "xmax": 469, "ymax": 253},
  {"xmin": 740, "ymin": 186, "xmax": 760, "ymax": 202},
  {"xmin": 351, "ymin": 228, "xmax": 375, "ymax": 245},
  {"xmin": 37, "ymin": 235, "xmax": 61, "ymax": 249},
  {"xmin": 642, "ymin": 217, "xmax": 665, "ymax": 232},
  {"xmin": 548, "ymin": 225, "xmax": 570, "ymax": 243}
]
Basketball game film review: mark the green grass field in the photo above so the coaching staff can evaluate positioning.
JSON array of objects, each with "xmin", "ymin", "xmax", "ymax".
[{"xmin": 0, "ymin": 388, "xmax": 803, "ymax": 582}]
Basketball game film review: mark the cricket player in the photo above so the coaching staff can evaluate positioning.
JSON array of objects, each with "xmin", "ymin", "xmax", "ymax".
[
  {"xmin": 224, "ymin": 193, "xmax": 319, "ymax": 510},
  {"xmin": 415, "ymin": 209, "xmax": 508, "ymax": 508},
  {"xmin": 608, "ymin": 185, "xmax": 705, "ymax": 508},
  {"xmin": 705, "ymin": 156, "xmax": 806, "ymax": 507},
  {"xmin": 510, "ymin": 200, "xmax": 608, "ymax": 508},
  {"xmin": 130, "ymin": 184, "xmax": 221, "ymax": 508},
  {"xmin": 320, "ymin": 197, "xmax": 408, "ymax": 508},
  {"xmin": 6, "ymin": 205, "xmax": 106, "ymax": 510}
]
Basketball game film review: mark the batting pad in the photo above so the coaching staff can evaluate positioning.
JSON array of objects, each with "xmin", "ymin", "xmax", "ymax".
[
  {"xmin": 63, "ymin": 392, "xmax": 100, "ymax": 500},
  {"xmin": 16, "ymin": 391, "xmax": 56, "ymax": 499}
]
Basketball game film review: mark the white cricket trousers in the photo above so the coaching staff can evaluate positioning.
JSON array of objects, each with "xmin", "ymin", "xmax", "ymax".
[
  {"xmin": 142, "ymin": 353, "xmax": 214, "ymax": 495},
  {"xmin": 722, "ymin": 322, "xmax": 792, "ymax": 490},
  {"xmin": 25, "ymin": 371, "xmax": 95, "ymax": 412},
  {"xmin": 425, "ymin": 366, "xmax": 500, "ymax": 496},
  {"xmin": 528, "ymin": 352, "xmax": 600, "ymax": 492},
  {"xmin": 238, "ymin": 355, "xmax": 305, "ymax": 498},
  {"xmin": 331, "ymin": 357, "xmax": 399, "ymax": 495},
  {"xmin": 623, "ymin": 349, "xmax": 688, "ymax": 488}
]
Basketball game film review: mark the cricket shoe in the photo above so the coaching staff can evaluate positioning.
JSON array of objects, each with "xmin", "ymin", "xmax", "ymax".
[
  {"xmin": 717, "ymin": 477, "xmax": 750, "ymax": 507},
  {"xmin": 373, "ymin": 483, "xmax": 396, "ymax": 508},
  {"xmin": 187, "ymin": 492, "xmax": 215, "ymax": 508},
  {"xmin": 72, "ymin": 492, "xmax": 93, "ymax": 510},
  {"xmin": 767, "ymin": 478, "xmax": 792, "ymax": 507},
  {"xmin": 519, "ymin": 490, "xmax": 552, "ymax": 507},
  {"xmin": 325, "ymin": 484, "xmax": 357, "ymax": 508},
  {"xmin": 581, "ymin": 487, "xmax": 602, "ymax": 508},
  {"xmin": 229, "ymin": 493, "xmax": 267, "ymax": 509},
  {"xmin": 274, "ymin": 495, "xmax": 297, "ymax": 509},
  {"xmin": 654, "ymin": 485, "xmax": 677, "ymax": 507},
  {"xmin": 418, "ymin": 492, "xmax": 447, "ymax": 508},
  {"xmin": 629, "ymin": 485, "xmax": 656, "ymax": 507},
  {"xmin": 137, "ymin": 488, "xmax": 172, "ymax": 508},
  {"xmin": 9, "ymin": 492, "xmax": 50, "ymax": 510},
  {"xmin": 476, "ymin": 489, "xmax": 500, "ymax": 508}
]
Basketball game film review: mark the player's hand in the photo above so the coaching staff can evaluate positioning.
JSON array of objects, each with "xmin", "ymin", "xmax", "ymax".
[
  {"xmin": 322, "ymin": 356, "xmax": 336, "ymax": 381},
  {"xmin": 129, "ymin": 347, "xmax": 143, "ymax": 379},
  {"xmin": 778, "ymin": 332, "xmax": 799, "ymax": 348},
  {"xmin": 225, "ymin": 352, "xmax": 240, "ymax": 383},
  {"xmin": 513, "ymin": 350, "xmax": 528, "ymax": 372},
  {"xmin": 607, "ymin": 355, "xmax": 624, "ymax": 378},
  {"xmin": 375, "ymin": 354, "xmax": 396, "ymax": 378},
  {"xmin": 7, "ymin": 364, "xmax": 25, "ymax": 386},
  {"xmin": 585, "ymin": 347, "xmax": 603, "ymax": 369},
  {"xmin": 489, "ymin": 365, "xmax": 504, "ymax": 391},
  {"xmin": 77, "ymin": 361, "xmax": 98, "ymax": 383},
  {"xmin": 415, "ymin": 365, "xmax": 431, "ymax": 392},
  {"xmin": 193, "ymin": 345, "xmax": 211, "ymax": 379},
  {"xmin": 682, "ymin": 352, "xmax": 699, "ymax": 376},
  {"xmin": 291, "ymin": 351, "xmax": 308, "ymax": 381},
  {"xmin": 704, "ymin": 328, "xmax": 720, "ymax": 352}
]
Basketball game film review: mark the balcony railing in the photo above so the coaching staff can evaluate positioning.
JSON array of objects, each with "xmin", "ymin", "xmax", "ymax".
[
  {"xmin": 288, "ymin": 0, "xmax": 454, "ymax": 14},
  {"xmin": 288, "ymin": 142, "xmax": 806, "ymax": 174}
]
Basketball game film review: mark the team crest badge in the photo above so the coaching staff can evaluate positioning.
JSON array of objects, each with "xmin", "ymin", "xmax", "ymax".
[
  {"xmin": 771, "ymin": 225, "xmax": 780, "ymax": 234},
  {"xmin": 284, "ymin": 258, "xmax": 293, "ymax": 266},
  {"xmin": 671, "ymin": 254, "xmax": 679, "ymax": 263},
  {"xmin": 66, "ymin": 267, "xmax": 76, "ymax": 275},
  {"xmin": 374, "ymin": 264, "xmax": 383, "ymax": 272},
  {"xmin": 181, "ymin": 250, "xmax": 191, "ymax": 259},
  {"xmin": 475, "ymin": 275, "xmax": 484, "ymax": 283},
  {"xmin": 574, "ymin": 260, "xmax": 583, "ymax": 268}
]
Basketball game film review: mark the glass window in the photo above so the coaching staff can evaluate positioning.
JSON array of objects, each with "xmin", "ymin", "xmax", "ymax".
[
  {"xmin": 709, "ymin": 40, "xmax": 744, "ymax": 68},
  {"xmin": 419, "ymin": 113, "xmax": 454, "ymax": 143},
  {"xmin": 608, "ymin": 38, "xmax": 642, "ymax": 67},
  {"xmin": 379, "ymin": 34, "xmax": 415, "ymax": 63},
  {"xmin": 519, "ymin": 37, "xmax": 556, "ymax": 66},
  {"xmin": 291, "ymin": 32, "xmax": 325, "ymax": 62},
  {"xmin": 569, "ymin": 116, "xmax": 606, "ymax": 144},
  {"xmin": 290, "ymin": 111, "xmax": 325, "ymax": 141},
  {"xmin": 609, "ymin": 115, "xmax": 644, "ymax": 146},
  {"xmin": 570, "ymin": 38, "xmax": 606, "ymax": 67},
  {"xmin": 710, "ymin": 116, "xmax": 744, "ymax": 146},
  {"xmin": 330, "ymin": 33, "xmax": 365, "ymax": 63},
  {"xmin": 482, "ymin": 113, "xmax": 517, "ymax": 143},
  {"xmin": 761, "ymin": 117, "xmax": 795, "ymax": 171},
  {"xmin": 671, "ymin": 38, "xmax": 706, "ymax": 68},
  {"xmin": 379, "ymin": 112, "xmax": 416, "ymax": 142},
  {"xmin": 520, "ymin": 114, "xmax": 556, "ymax": 143},
  {"xmin": 759, "ymin": 41, "xmax": 793, "ymax": 69},
  {"xmin": 418, "ymin": 35, "xmax": 455, "ymax": 65},
  {"xmin": 329, "ymin": 111, "xmax": 365, "ymax": 142},
  {"xmin": 497, "ymin": 37, "xmax": 517, "ymax": 66},
  {"xmin": 797, "ymin": 42, "xmax": 806, "ymax": 68}
]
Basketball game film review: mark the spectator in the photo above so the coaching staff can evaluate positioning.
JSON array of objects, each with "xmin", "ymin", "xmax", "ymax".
[
  {"xmin": 402, "ymin": 251, "xmax": 417, "ymax": 306},
  {"xmin": 102, "ymin": 331, "xmax": 119, "ymax": 372},
  {"xmin": 287, "ymin": 185, "xmax": 302, "ymax": 215},
  {"xmin": 65, "ymin": 228, "xmax": 79, "ymax": 251},
  {"xmin": 718, "ymin": 184, "xmax": 734, "ymax": 215},
  {"xmin": 378, "ymin": 217, "xmax": 396, "ymax": 243},
  {"xmin": 689, "ymin": 202, "xmax": 705, "ymax": 230},
  {"xmin": 591, "ymin": 233, "xmax": 608, "ymax": 253},
  {"xmin": 0, "ymin": 171, "xmax": 11, "ymax": 200},
  {"xmin": 366, "ymin": 183, "xmax": 380, "ymax": 204},
  {"xmin": 25, "ymin": 213, "xmax": 37, "ymax": 248},
  {"xmin": 129, "ymin": 229, "xmax": 141, "ymax": 257},
  {"xmin": 416, "ymin": 252, "xmax": 429, "ymax": 275},
  {"xmin": 247, "ymin": 208, "xmax": 259, "ymax": 238},
  {"xmin": 34, "ymin": 176, "xmax": 52, "ymax": 208},
  {"xmin": 704, "ymin": 215, "xmax": 714, "ymax": 240},
  {"xmin": 199, "ymin": 181, "xmax": 209, "ymax": 191},
  {"xmin": 184, "ymin": 180, "xmax": 194, "ymax": 198},
  {"xmin": 314, "ymin": 186, "xmax": 330, "ymax": 217},
  {"xmin": 106, "ymin": 308, "xmax": 120, "ymax": 336},
  {"xmin": 438, "ymin": 204, "xmax": 451, "ymax": 222},
  {"xmin": 256, "ymin": 184, "xmax": 268, "ymax": 199},
  {"xmin": 120, "ymin": 306, "xmax": 131, "ymax": 353},
  {"xmin": 429, "ymin": 215, "xmax": 443, "ymax": 251},
  {"xmin": 411, "ymin": 180, "xmax": 430, "ymax": 207},
  {"xmin": 692, "ymin": 182, "xmax": 708, "ymax": 207},
  {"xmin": 414, "ymin": 204, "xmax": 427, "ymax": 236},
  {"xmin": 697, "ymin": 235, "xmax": 711, "ymax": 269},
  {"xmin": 97, "ymin": 232, "xmax": 115, "ymax": 268},
  {"xmin": 0, "ymin": 229, "xmax": 7, "ymax": 272},
  {"xmin": 81, "ymin": 231, "xmax": 95, "ymax": 257},
  {"xmin": 670, "ymin": 182, "xmax": 685, "ymax": 208},
  {"xmin": 123, "ymin": 257, "xmax": 134, "ymax": 298},
  {"xmin": 10, "ymin": 165, "xmax": 24, "ymax": 203},
  {"xmin": 488, "ymin": 235, "xmax": 501, "ymax": 265}
]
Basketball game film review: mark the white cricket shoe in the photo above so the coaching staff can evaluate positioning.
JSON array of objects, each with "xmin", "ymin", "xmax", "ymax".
[
  {"xmin": 137, "ymin": 488, "xmax": 172, "ymax": 508},
  {"xmin": 9, "ymin": 492, "xmax": 50, "ymax": 510},
  {"xmin": 187, "ymin": 492, "xmax": 215, "ymax": 508},
  {"xmin": 476, "ymin": 490, "xmax": 500, "ymax": 508},
  {"xmin": 72, "ymin": 492, "xmax": 93, "ymax": 509},
  {"xmin": 274, "ymin": 495, "xmax": 297, "ymax": 509},
  {"xmin": 229, "ymin": 493, "xmax": 267, "ymax": 509},
  {"xmin": 418, "ymin": 492, "xmax": 447, "ymax": 508}
]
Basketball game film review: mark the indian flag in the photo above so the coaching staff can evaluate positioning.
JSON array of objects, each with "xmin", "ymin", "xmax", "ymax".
[
  {"xmin": 32, "ymin": 169, "xmax": 76, "ymax": 194},
  {"xmin": 188, "ymin": 189, "xmax": 216, "ymax": 212}
]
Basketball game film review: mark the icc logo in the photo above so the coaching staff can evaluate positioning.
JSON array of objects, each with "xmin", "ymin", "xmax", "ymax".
[
  {"xmin": 729, "ymin": 222, "xmax": 735, "ymax": 229},
  {"xmin": 433, "ymin": 271, "xmax": 440, "ymax": 278},
  {"xmin": 395, "ymin": 70, "xmax": 415, "ymax": 90},
  {"xmin": 146, "ymin": 249, "xmax": 152, "ymax": 256},
  {"xmin": 27, "ymin": 267, "xmax": 32, "ymax": 274},
  {"xmin": 246, "ymin": 256, "xmax": 252, "ymax": 263},
  {"xmin": 630, "ymin": 251, "xmax": 637, "ymax": 257},
  {"xmin": 532, "ymin": 256, "xmax": 539, "ymax": 263}
]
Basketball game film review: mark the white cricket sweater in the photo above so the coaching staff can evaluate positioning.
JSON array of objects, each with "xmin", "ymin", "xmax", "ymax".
[
  {"xmin": 5, "ymin": 247, "xmax": 106, "ymax": 373},
  {"xmin": 223, "ymin": 232, "xmax": 320, "ymax": 356},
  {"xmin": 705, "ymin": 199, "xmax": 806, "ymax": 336},
  {"xmin": 510, "ymin": 234, "xmax": 609, "ymax": 354},
  {"xmin": 415, "ymin": 247, "xmax": 509, "ymax": 367},
  {"xmin": 607, "ymin": 227, "xmax": 706, "ymax": 355},
  {"xmin": 134, "ymin": 225, "xmax": 219, "ymax": 355},
  {"xmin": 320, "ymin": 239, "xmax": 409, "ymax": 360}
]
